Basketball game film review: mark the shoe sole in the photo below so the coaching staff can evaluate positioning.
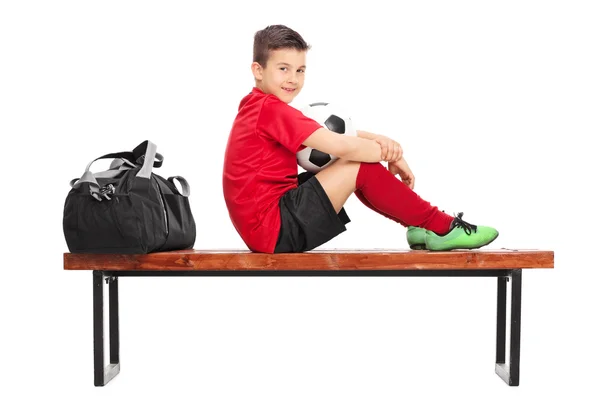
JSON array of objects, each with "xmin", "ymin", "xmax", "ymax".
[
  {"xmin": 409, "ymin": 244, "xmax": 427, "ymax": 250},
  {"xmin": 426, "ymin": 232, "xmax": 500, "ymax": 251}
]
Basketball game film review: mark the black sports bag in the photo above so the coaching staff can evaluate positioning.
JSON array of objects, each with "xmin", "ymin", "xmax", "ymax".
[{"xmin": 63, "ymin": 140, "xmax": 196, "ymax": 254}]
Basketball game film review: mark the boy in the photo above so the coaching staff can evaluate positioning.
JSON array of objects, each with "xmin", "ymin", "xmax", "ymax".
[{"xmin": 222, "ymin": 24, "xmax": 498, "ymax": 254}]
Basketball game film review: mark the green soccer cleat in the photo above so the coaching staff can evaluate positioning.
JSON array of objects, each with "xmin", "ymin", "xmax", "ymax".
[
  {"xmin": 407, "ymin": 226, "xmax": 428, "ymax": 250},
  {"xmin": 425, "ymin": 212, "xmax": 499, "ymax": 251}
]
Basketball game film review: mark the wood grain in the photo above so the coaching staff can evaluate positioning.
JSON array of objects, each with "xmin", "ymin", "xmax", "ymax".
[{"xmin": 64, "ymin": 249, "xmax": 554, "ymax": 271}]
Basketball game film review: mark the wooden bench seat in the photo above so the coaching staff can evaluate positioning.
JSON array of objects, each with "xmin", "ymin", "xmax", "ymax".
[{"xmin": 63, "ymin": 248, "xmax": 554, "ymax": 387}]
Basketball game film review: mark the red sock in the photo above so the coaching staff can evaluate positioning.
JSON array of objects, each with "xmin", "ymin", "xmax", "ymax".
[
  {"xmin": 355, "ymin": 162, "xmax": 454, "ymax": 235},
  {"xmin": 354, "ymin": 190, "xmax": 407, "ymax": 226}
]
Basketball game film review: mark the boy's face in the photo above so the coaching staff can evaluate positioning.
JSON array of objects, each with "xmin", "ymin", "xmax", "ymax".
[{"xmin": 252, "ymin": 48, "xmax": 306, "ymax": 104}]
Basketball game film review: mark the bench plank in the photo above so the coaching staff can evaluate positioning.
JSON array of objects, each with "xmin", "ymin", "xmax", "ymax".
[{"xmin": 64, "ymin": 249, "xmax": 553, "ymax": 271}]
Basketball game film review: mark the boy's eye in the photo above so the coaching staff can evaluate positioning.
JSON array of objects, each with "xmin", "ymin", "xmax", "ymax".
[{"xmin": 280, "ymin": 67, "xmax": 305, "ymax": 73}]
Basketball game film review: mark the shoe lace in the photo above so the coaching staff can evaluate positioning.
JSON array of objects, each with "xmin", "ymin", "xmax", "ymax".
[{"xmin": 452, "ymin": 212, "xmax": 478, "ymax": 235}]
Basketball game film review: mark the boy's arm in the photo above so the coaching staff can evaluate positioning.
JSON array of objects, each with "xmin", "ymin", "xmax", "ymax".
[
  {"xmin": 356, "ymin": 130, "xmax": 379, "ymax": 140},
  {"xmin": 358, "ymin": 130, "xmax": 403, "ymax": 162},
  {"xmin": 302, "ymin": 127, "xmax": 383, "ymax": 163}
]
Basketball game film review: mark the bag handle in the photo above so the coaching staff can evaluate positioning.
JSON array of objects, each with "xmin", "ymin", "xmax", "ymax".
[
  {"xmin": 131, "ymin": 140, "xmax": 164, "ymax": 168},
  {"xmin": 69, "ymin": 161, "xmax": 133, "ymax": 188},
  {"xmin": 71, "ymin": 170, "xmax": 103, "ymax": 200},
  {"xmin": 136, "ymin": 141, "xmax": 158, "ymax": 179},
  {"xmin": 110, "ymin": 157, "xmax": 136, "ymax": 169},
  {"xmin": 70, "ymin": 140, "xmax": 162, "ymax": 200},
  {"xmin": 168, "ymin": 176, "xmax": 191, "ymax": 197},
  {"xmin": 77, "ymin": 141, "xmax": 164, "ymax": 183}
]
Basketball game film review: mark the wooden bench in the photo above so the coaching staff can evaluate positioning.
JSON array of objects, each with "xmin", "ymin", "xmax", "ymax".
[{"xmin": 63, "ymin": 248, "xmax": 554, "ymax": 387}]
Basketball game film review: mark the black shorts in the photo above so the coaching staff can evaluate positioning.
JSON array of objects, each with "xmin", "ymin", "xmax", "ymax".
[{"xmin": 274, "ymin": 171, "xmax": 351, "ymax": 253}]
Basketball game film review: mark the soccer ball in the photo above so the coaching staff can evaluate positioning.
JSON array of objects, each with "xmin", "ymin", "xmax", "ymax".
[{"xmin": 297, "ymin": 102, "xmax": 357, "ymax": 173}]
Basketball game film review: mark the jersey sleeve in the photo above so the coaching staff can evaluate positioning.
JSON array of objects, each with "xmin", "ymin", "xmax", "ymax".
[{"xmin": 257, "ymin": 98, "xmax": 322, "ymax": 153}]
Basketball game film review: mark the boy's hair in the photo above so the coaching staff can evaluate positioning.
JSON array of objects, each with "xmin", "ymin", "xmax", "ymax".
[{"xmin": 253, "ymin": 25, "xmax": 311, "ymax": 67}]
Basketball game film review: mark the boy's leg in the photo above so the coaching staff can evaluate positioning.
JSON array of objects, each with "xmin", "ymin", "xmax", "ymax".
[
  {"xmin": 354, "ymin": 189, "xmax": 407, "ymax": 226},
  {"xmin": 313, "ymin": 159, "xmax": 361, "ymax": 213},
  {"xmin": 315, "ymin": 160, "xmax": 454, "ymax": 235}
]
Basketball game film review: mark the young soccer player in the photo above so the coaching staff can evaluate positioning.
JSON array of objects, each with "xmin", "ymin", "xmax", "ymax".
[{"xmin": 222, "ymin": 24, "xmax": 498, "ymax": 253}]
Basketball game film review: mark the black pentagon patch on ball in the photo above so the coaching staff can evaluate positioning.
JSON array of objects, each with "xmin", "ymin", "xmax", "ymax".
[
  {"xmin": 309, "ymin": 149, "xmax": 332, "ymax": 167},
  {"xmin": 324, "ymin": 115, "xmax": 345, "ymax": 134}
]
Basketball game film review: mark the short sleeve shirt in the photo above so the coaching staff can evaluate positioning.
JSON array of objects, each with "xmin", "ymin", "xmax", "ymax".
[{"xmin": 222, "ymin": 87, "xmax": 322, "ymax": 253}]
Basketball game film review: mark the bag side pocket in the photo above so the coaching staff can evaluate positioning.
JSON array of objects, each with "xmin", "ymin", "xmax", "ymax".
[{"xmin": 158, "ymin": 194, "xmax": 196, "ymax": 251}]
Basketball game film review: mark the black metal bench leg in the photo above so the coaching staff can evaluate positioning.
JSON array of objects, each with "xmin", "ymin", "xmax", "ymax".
[
  {"xmin": 495, "ymin": 270, "xmax": 522, "ymax": 386},
  {"xmin": 93, "ymin": 271, "xmax": 121, "ymax": 386},
  {"xmin": 496, "ymin": 276, "xmax": 507, "ymax": 364}
]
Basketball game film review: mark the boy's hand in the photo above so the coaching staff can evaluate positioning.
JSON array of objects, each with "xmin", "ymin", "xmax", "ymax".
[
  {"xmin": 388, "ymin": 158, "xmax": 415, "ymax": 190},
  {"xmin": 374, "ymin": 134, "xmax": 403, "ymax": 162}
]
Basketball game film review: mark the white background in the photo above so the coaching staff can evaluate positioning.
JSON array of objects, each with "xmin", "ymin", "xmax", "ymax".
[{"xmin": 1, "ymin": 0, "xmax": 598, "ymax": 398}]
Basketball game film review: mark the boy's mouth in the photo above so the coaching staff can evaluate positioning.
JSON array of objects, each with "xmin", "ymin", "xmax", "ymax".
[{"xmin": 282, "ymin": 88, "xmax": 296, "ymax": 93}]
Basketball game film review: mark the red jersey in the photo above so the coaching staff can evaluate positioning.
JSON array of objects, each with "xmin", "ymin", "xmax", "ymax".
[{"xmin": 222, "ymin": 87, "xmax": 322, "ymax": 253}]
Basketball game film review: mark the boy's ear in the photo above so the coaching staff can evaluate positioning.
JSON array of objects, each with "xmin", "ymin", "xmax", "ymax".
[{"xmin": 251, "ymin": 62, "xmax": 263, "ymax": 81}]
